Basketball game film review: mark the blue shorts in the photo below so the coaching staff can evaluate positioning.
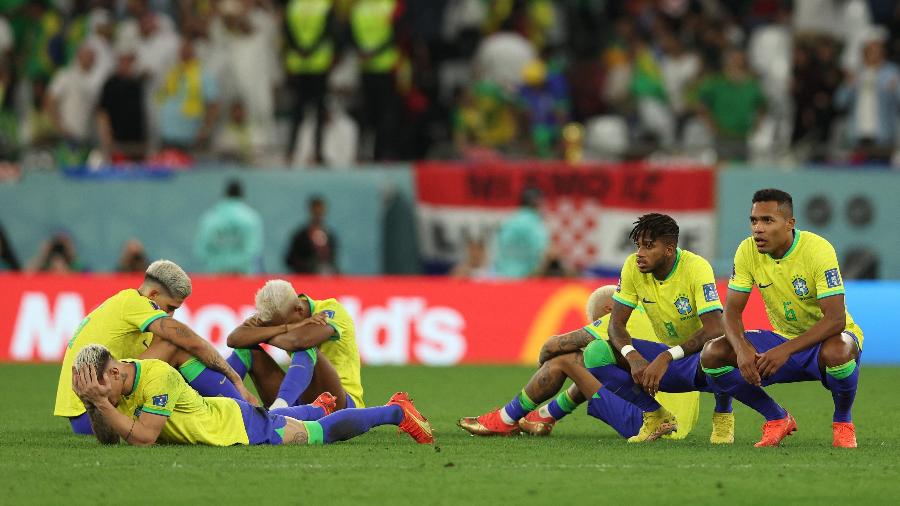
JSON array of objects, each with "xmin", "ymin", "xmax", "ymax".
[
  {"xmin": 586, "ymin": 388, "xmax": 642, "ymax": 439},
  {"xmin": 238, "ymin": 401, "xmax": 287, "ymax": 445},
  {"xmin": 345, "ymin": 394, "xmax": 356, "ymax": 409},
  {"xmin": 631, "ymin": 338, "xmax": 711, "ymax": 393},
  {"xmin": 744, "ymin": 330, "xmax": 862, "ymax": 387}
]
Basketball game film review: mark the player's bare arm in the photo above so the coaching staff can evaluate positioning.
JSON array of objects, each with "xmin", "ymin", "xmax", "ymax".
[
  {"xmin": 756, "ymin": 294, "xmax": 847, "ymax": 378},
  {"xmin": 642, "ymin": 309, "xmax": 725, "ymax": 396},
  {"xmin": 607, "ymin": 301, "xmax": 648, "ymax": 384},
  {"xmin": 269, "ymin": 319, "xmax": 335, "ymax": 352},
  {"xmin": 722, "ymin": 288, "xmax": 761, "ymax": 386},
  {"xmin": 148, "ymin": 318, "xmax": 259, "ymax": 405},
  {"xmin": 72, "ymin": 365, "xmax": 166, "ymax": 446},
  {"xmin": 227, "ymin": 313, "xmax": 329, "ymax": 350},
  {"xmin": 537, "ymin": 328, "xmax": 593, "ymax": 366}
]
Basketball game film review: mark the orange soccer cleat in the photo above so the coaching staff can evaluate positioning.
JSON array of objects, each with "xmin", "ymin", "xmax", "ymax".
[
  {"xmin": 518, "ymin": 410, "xmax": 556, "ymax": 436},
  {"xmin": 754, "ymin": 413, "xmax": 797, "ymax": 447},
  {"xmin": 457, "ymin": 409, "xmax": 521, "ymax": 436},
  {"xmin": 387, "ymin": 392, "xmax": 434, "ymax": 444},
  {"xmin": 311, "ymin": 391, "xmax": 338, "ymax": 416},
  {"xmin": 832, "ymin": 422, "xmax": 857, "ymax": 448}
]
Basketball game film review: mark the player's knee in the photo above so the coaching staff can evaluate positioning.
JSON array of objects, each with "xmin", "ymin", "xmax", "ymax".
[
  {"xmin": 819, "ymin": 333, "xmax": 859, "ymax": 368},
  {"xmin": 700, "ymin": 337, "xmax": 731, "ymax": 369},
  {"xmin": 583, "ymin": 339, "xmax": 616, "ymax": 369}
]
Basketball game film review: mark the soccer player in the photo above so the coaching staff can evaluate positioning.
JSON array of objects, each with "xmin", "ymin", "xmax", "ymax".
[
  {"xmin": 71, "ymin": 344, "xmax": 432, "ymax": 446},
  {"xmin": 227, "ymin": 280, "xmax": 364, "ymax": 410},
  {"xmin": 542, "ymin": 213, "xmax": 734, "ymax": 443},
  {"xmin": 55, "ymin": 260, "xmax": 257, "ymax": 435},
  {"xmin": 700, "ymin": 189, "xmax": 863, "ymax": 448}
]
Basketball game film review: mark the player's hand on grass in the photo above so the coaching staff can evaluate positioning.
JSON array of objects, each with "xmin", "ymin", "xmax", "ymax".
[
  {"xmin": 72, "ymin": 365, "xmax": 111, "ymax": 406},
  {"xmin": 641, "ymin": 354, "xmax": 671, "ymax": 397},
  {"xmin": 236, "ymin": 383, "xmax": 260, "ymax": 406},
  {"xmin": 625, "ymin": 352, "xmax": 650, "ymax": 385},
  {"xmin": 735, "ymin": 346, "xmax": 762, "ymax": 386},
  {"xmin": 755, "ymin": 344, "xmax": 791, "ymax": 379}
]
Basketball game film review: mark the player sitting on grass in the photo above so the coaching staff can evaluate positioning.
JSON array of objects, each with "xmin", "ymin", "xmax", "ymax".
[
  {"xmin": 55, "ymin": 260, "xmax": 257, "ymax": 435},
  {"xmin": 540, "ymin": 214, "xmax": 735, "ymax": 443},
  {"xmin": 227, "ymin": 280, "xmax": 364, "ymax": 410},
  {"xmin": 71, "ymin": 344, "xmax": 433, "ymax": 446},
  {"xmin": 700, "ymin": 188, "xmax": 863, "ymax": 448},
  {"xmin": 459, "ymin": 285, "xmax": 702, "ymax": 440}
]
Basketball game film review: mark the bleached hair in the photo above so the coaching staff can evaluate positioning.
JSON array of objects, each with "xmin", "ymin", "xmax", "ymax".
[
  {"xmin": 255, "ymin": 280, "xmax": 299, "ymax": 322},
  {"xmin": 145, "ymin": 260, "xmax": 192, "ymax": 299},
  {"xmin": 74, "ymin": 344, "xmax": 115, "ymax": 379},
  {"xmin": 586, "ymin": 285, "xmax": 617, "ymax": 321}
]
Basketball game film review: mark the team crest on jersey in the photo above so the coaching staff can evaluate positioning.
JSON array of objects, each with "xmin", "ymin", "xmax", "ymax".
[
  {"xmin": 152, "ymin": 394, "xmax": 168, "ymax": 407},
  {"xmin": 674, "ymin": 294, "xmax": 692, "ymax": 315},
  {"xmin": 825, "ymin": 268, "xmax": 842, "ymax": 288},
  {"xmin": 322, "ymin": 310, "xmax": 335, "ymax": 319},
  {"xmin": 702, "ymin": 283, "xmax": 719, "ymax": 302},
  {"xmin": 149, "ymin": 300, "xmax": 160, "ymax": 310},
  {"xmin": 792, "ymin": 276, "xmax": 809, "ymax": 297}
]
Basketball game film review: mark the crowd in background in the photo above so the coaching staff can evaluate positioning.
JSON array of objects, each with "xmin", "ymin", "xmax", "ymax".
[{"xmin": 0, "ymin": 0, "xmax": 898, "ymax": 172}]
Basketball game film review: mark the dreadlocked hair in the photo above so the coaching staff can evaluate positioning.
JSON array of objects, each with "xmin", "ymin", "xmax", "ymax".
[{"xmin": 628, "ymin": 213, "xmax": 679, "ymax": 246}]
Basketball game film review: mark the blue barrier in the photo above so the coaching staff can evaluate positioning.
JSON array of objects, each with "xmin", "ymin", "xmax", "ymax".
[{"xmin": 846, "ymin": 281, "xmax": 900, "ymax": 364}]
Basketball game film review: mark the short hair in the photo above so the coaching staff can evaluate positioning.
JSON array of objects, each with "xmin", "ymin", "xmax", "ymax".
[
  {"xmin": 309, "ymin": 195, "xmax": 325, "ymax": 207},
  {"xmin": 752, "ymin": 188, "xmax": 794, "ymax": 216},
  {"xmin": 226, "ymin": 179, "xmax": 243, "ymax": 199},
  {"xmin": 628, "ymin": 213, "xmax": 679, "ymax": 246},
  {"xmin": 74, "ymin": 344, "xmax": 114, "ymax": 380},
  {"xmin": 144, "ymin": 260, "xmax": 192, "ymax": 299},
  {"xmin": 586, "ymin": 285, "xmax": 617, "ymax": 321},
  {"xmin": 520, "ymin": 187, "xmax": 543, "ymax": 208},
  {"xmin": 255, "ymin": 280, "xmax": 299, "ymax": 322}
]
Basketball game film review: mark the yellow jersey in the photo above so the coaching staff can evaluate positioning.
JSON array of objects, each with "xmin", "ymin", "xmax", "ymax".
[
  {"xmin": 55, "ymin": 289, "xmax": 168, "ymax": 417},
  {"xmin": 728, "ymin": 230, "xmax": 863, "ymax": 345},
  {"xmin": 612, "ymin": 249, "xmax": 723, "ymax": 346},
  {"xmin": 302, "ymin": 294, "xmax": 364, "ymax": 407},
  {"xmin": 117, "ymin": 359, "xmax": 249, "ymax": 446},
  {"xmin": 584, "ymin": 305, "xmax": 657, "ymax": 342}
]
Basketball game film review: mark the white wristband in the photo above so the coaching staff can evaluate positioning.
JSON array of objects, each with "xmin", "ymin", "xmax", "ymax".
[
  {"xmin": 667, "ymin": 345, "xmax": 685, "ymax": 360},
  {"xmin": 620, "ymin": 345, "xmax": 637, "ymax": 357}
]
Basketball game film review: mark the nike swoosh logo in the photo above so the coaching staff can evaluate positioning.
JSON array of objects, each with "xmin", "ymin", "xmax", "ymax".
[
  {"xmin": 642, "ymin": 298, "xmax": 656, "ymax": 304},
  {"xmin": 219, "ymin": 377, "xmax": 227, "ymax": 385},
  {"xmin": 142, "ymin": 339, "xmax": 150, "ymax": 348},
  {"xmin": 758, "ymin": 283, "xmax": 773, "ymax": 288}
]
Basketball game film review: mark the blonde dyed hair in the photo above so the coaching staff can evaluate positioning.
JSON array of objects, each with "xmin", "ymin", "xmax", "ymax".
[
  {"xmin": 145, "ymin": 260, "xmax": 192, "ymax": 299},
  {"xmin": 73, "ymin": 344, "xmax": 115, "ymax": 379},
  {"xmin": 255, "ymin": 279, "xmax": 299, "ymax": 322},
  {"xmin": 586, "ymin": 285, "xmax": 617, "ymax": 321}
]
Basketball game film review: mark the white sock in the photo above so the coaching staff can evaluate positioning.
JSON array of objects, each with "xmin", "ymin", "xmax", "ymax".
[
  {"xmin": 538, "ymin": 404, "xmax": 552, "ymax": 419},
  {"xmin": 270, "ymin": 398, "xmax": 288, "ymax": 410},
  {"xmin": 499, "ymin": 407, "xmax": 516, "ymax": 425}
]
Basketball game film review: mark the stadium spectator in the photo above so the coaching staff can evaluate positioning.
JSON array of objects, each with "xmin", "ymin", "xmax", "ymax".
[
  {"xmin": 835, "ymin": 30, "xmax": 900, "ymax": 162},
  {"xmin": 791, "ymin": 36, "xmax": 842, "ymax": 159},
  {"xmin": 0, "ymin": 222, "xmax": 19, "ymax": 271},
  {"xmin": 96, "ymin": 46, "xmax": 147, "ymax": 161},
  {"xmin": 473, "ymin": 17, "xmax": 537, "ymax": 94},
  {"xmin": 115, "ymin": 238, "xmax": 149, "ymax": 273},
  {"xmin": 449, "ymin": 238, "xmax": 490, "ymax": 279},
  {"xmin": 156, "ymin": 37, "xmax": 219, "ymax": 151},
  {"xmin": 291, "ymin": 94, "xmax": 359, "ymax": 167},
  {"xmin": 26, "ymin": 231, "xmax": 86, "ymax": 274},
  {"xmin": 195, "ymin": 179, "xmax": 264, "ymax": 274},
  {"xmin": 285, "ymin": 195, "xmax": 338, "ymax": 275},
  {"xmin": 45, "ymin": 45, "xmax": 101, "ymax": 149},
  {"xmin": 517, "ymin": 59, "xmax": 569, "ymax": 159},
  {"xmin": 213, "ymin": 100, "xmax": 259, "ymax": 164},
  {"xmin": 82, "ymin": 8, "xmax": 116, "ymax": 85},
  {"xmin": 283, "ymin": 0, "xmax": 338, "ymax": 164},
  {"xmin": 452, "ymin": 80, "xmax": 518, "ymax": 158},
  {"xmin": 491, "ymin": 187, "xmax": 549, "ymax": 279}
]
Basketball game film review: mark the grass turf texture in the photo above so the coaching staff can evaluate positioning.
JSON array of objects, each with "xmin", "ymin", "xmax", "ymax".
[{"xmin": 1, "ymin": 364, "xmax": 898, "ymax": 505}]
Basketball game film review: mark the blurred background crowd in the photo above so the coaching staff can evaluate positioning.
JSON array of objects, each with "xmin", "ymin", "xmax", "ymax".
[{"xmin": 1, "ymin": 0, "xmax": 899, "ymax": 173}]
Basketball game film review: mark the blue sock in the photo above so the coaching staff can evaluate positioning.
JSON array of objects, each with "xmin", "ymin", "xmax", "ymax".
[
  {"xmin": 825, "ymin": 360, "xmax": 859, "ymax": 423},
  {"xmin": 588, "ymin": 365, "xmax": 661, "ymax": 412},
  {"xmin": 704, "ymin": 367, "xmax": 786, "ymax": 421},
  {"xmin": 586, "ymin": 388, "xmax": 643, "ymax": 439},
  {"xmin": 179, "ymin": 358, "xmax": 242, "ymax": 399},
  {"xmin": 276, "ymin": 350, "xmax": 316, "ymax": 406},
  {"xmin": 315, "ymin": 405, "xmax": 403, "ymax": 444},
  {"xmin": 714, "ymin": 393, "xmax": 733, "ymax": 413},
  {"xmin": 502, "ymin": 390, "xmax": 537, "ymax": 421},
  {"xmin": 227, "ymin": 348, "xmax": 253, "ymax": 379},
  {"xmin": 270, "ymin": 404, "xmax": 326, "ymax": 421},
  {"xmin": 547, "ymin": 390, "xmax": 578, "ymax": 420}
]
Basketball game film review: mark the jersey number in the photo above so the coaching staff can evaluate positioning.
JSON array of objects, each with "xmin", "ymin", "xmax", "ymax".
[{"xmin": 783, "ymin": 302, "xmax": 797, "ymax": 322}]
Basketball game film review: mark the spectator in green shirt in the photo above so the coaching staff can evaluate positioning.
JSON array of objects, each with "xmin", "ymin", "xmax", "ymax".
[{"xmin": 195, "ymin": 180, "xmax": 264, "ymax": 274}]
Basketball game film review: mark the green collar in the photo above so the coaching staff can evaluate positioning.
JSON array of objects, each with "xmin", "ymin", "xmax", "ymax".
[
  {"xmin": 768, "ymin": 230, "xmax": 800, "ymax": 260},
  {"xmin": 659, "ymin": 248, "xmax": 681, "ymax": 282},
  {"xmin": 122, "ymin": 360, "xmax": 141, "ymax": 397},
  {"xmin": 299, "ymin": 294, "xmax": 315, "ymax": 315}
]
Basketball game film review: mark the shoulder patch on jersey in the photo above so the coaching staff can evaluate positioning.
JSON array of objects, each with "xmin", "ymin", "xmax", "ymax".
[
  {"xmin": 703, "ymin": 283, "xmax": 719, "ymax": 302},
  {"xmin": 825, "ymin": 268, "xmax": 842, "ymax": 288},
  {"xmin": 152, "ymin": 394, "xmax": 168, "ymax": 407},
  {"xmin": 592, "ymin": 319, "xmax": 603, "ymax": 327},
  {"xmin": 149, "ymin": 300, "xmax": 160, "ymax": 310},
  {"xmin": 322, "ymin": 310, "xmax": 335, "ymax": 319},
  {"xmin": 615, "ymin": 279, "xmax": 621, "ymax": 292}
]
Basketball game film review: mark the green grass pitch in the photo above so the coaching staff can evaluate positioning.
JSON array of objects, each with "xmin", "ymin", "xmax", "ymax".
[{"xmin": 1, "ymin": 364, "xmax": 898, "ymax": 505}]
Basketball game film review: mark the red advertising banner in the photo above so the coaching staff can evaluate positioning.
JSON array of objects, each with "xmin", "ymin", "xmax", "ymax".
[
  {"xmin": 414, "ymin": 161, "xmax": 716, "ymax": 272},
  {"xmin": 0, "ymin": 274, "xmax": 770, "ymax": 365}
]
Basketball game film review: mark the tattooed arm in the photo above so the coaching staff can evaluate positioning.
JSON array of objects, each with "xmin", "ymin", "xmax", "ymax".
[
  {"xmin": 86, "ymin": 405, "xmax": 120, "ymax": 444},
  {"xmin": 538, "ymin": 328, "xmax": 594, "ymax": 366}
]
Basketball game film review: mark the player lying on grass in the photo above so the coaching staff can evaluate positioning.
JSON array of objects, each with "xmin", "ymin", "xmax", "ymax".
[
  {"xmin": 55, "ymin": 260, "xmax": 258, "ymax": 435},
  {"xmin": 71, "ymin": 344, "xmax": 433, "ymax": 446},
  {"xmin": 700, "ymin": 188, "xmax": 863, "ymax": 448},
  {"xmin": 458, "ymin": 284, "xmax": 706, "ymax": 440},
  {"xmin": 227, "ymin": 280, "xmax": 364, "ymax": 410}
]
